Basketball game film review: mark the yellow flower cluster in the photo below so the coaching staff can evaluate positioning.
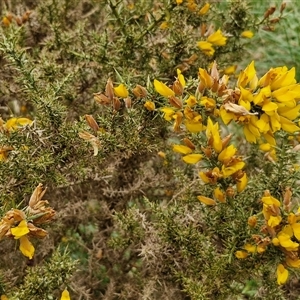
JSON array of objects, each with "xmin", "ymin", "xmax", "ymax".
[
  {"xmin": 176, "ymin": 0, "xmax": 210, "ymax": 15},
  {"xmin": 171, "ymin": 117, "xmax": 247, "ymax": 205},
  {"xmin": 0, "ymin": 184, "xmax": 55, "ymax": 259},
  {"xmin": 197, "ymin": 29, "xmax": 227, "ymax": 56},
  {"xmin": 221, "ymin": 61, "xmax": 300, "ymax": 144},
  {"xmin": 235, "ymin": 189, "xmax": 300, "ymax": 285},
  {"xmin": 0, "ymin": 117, "xmax": 33, "ymax": 161}
]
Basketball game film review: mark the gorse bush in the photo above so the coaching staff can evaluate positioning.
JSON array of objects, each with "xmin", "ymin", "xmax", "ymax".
[{"xmin": 0, "ymin": 0, "xmax": 298, "ymax": 299}]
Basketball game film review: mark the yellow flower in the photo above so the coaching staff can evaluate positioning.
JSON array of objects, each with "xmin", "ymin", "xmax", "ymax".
[
  {"xmin": 197, "ymin": 195, "xmax": 216, "ymax": 206},
  {"xmin": 277, "ymin": 264, "xmax": 288, "ymax": 285},
  {"xmin": 200, "ymin": 96, "xmax": 216, "ymax": 110},
  {"xmin": 144, "ymin": 101, "xmax": 155, "ymax": 111},
  {"xmin": 244, "ymin": 243, "xmax": 256, "ymax": 253},
  {"xmin": 61, "ymin": 289, "xmax": 71, "ymax": 300},
  {"xmin": 287, "ymin": 213, "xmax": 300, "ymax": 241},
  {"xmin": 176, "ymin": 0, "xmax": 183, "ymax": 4},
  {"xmin": 207, "ymin": 29, "xmax": 227, "ymax": 46},
  {"xmin": 198, "ymin": 68, "xmax": 213, "ymax": 89},
  {"xmin": 259, "ymin": 143, "xmax": 272, "ymax": 152},
  {"xmin": 237, "ymin": 61, "xmax": 257, "ymax": 88},
  {"xmin": 235, "ymin": 250, "xmax": 248, "ymax": 259},
  {"xmin": 218, "ymin": 145, "xmax": 236, "ymax": 163},
  {"xmin": 213, "ymin": 187, "xmax": 226, "ymax": 203},
  {"xmin": 185, "ymin": 95, "xmax": 197, "ymax": 107},
  {"xmin": 182, "ymin": 153, "xmax": 202, "ymax": 164},
  {"xmin": 184, "ymin": 118, "xmax": 204, "ymax": 133},
  {"xmin": 5, "ymin": 117, "xmax": 33, "ymax": 131},
  {"xmin": 286, "ymin": 257, "xmax": 300, "ymax": 268},
  {"xmin": 11, "ymin": 220, "xmax": 30, "ymax": 238},
  {"xmin": 1, "ymin": 295, "xmax": 8, "ymax": 300},
  {"xmin": 247, "ymin": 215, "xmax": 257, "ymax": 228},
  {"xmin": 159, "ymin": 21, "xmax": 169, "ymax": 30},
  {"xmin": 241, "ymin": 30, "xmax": 254, "ymax": 38},
  {"xmin": 199, "ymin": 3, "xmax": 210, "ymax": 15},
  {"xmin": 161, "ymin": 107, "xmax": 175, "ymax": 121},
  {"xmin": 224, "ymin": 65, "xmax": 237, "ymax": 75},
  {"xmin": 221, "ymin": 161, "xmax": 245, "ymax": 178},
  {"xmin": 268, "ymin": 215, "xmax": 282, "ymax": 227},
  {"xmin": 113, "ymin": 84, "xmax": 129, "ymax": 98},
  {"xmin": 154, "ymin": 79, "xmax": 175, "ymax": 97},
  {"xmin": 206, "ymin": 118, "xmax": 222, "ymax": 153},
  {"xmin": 197, "ymin": 41, "xmax": 215, "ymax": 56},
  {"xmin": 277, "ymin": 231, "xmax": 299, "ymax": 251}
]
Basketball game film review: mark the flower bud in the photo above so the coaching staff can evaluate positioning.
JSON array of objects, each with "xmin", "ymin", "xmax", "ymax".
[
  {"xmin": 172, "ymin": 79, "xmax": 184, "ymax": 96},
  {"xmin": 183, "ymin": 138, "xmax": 196, "ymax": 150},
  {"xmin": 85, "ymin": 115, "xmax": 99, "ymax": 132},
  {"xmin": 264, "ymin": 6, "xmax": 276, "ymax": 19},
  {"xmin": 124, "ymin": 97, "xmax": 132, "ymax": 109},
  {"xmin": 105, "ymin": 78, "xmax": 114, "ymax": 101},
  {"xmin": 280, "ymin": 2, "xmax": 286, "ymax": 13},
  {"xmin": 226, "ymin": 186, "xmax": 235, "ymax": 198},
  {"xmin": 169, "ymin": 96, "xmax": 183, "ymax": 109},
  {"xmin": 113, "ymin": 97, "xmax": 121, "ymax": 111},
  {"xmin": 248, "ymin": 216, "xmax": 257, "ymax": 228},
  {"xmin": 132, "ymin": 85, "xmax": 147, "ymax": 98},
  {"xmin": 93, "ymin": 93, "xmax": 110, "ymax": 105}
]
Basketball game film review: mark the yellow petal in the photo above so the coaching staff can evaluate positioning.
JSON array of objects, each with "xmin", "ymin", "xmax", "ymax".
[
  {"xmin": 235, "ymin": 250, "xmax": 248, "ymax": 259},
  {"xmin": 268, "ymin": 215, "xmax": 282, "ymax": 227},
  {"xmin": 278, "ymin": 105, "xmax": 300, "ymax": 120},
  {"xmin": 220, "ymin": 107, "xmax": 234, "ymax": 125},
  {"xmin": 241, "ymin": 30, "xmax": 254, "ymax": 38},
  {"xmin": 182, "ymin": 154, "xmax": 202, "ymax": 164},
  {"xmin": 11, "ymin": 220, "xmax": 29, "ymax": 239},
  {"xmin": 237, "ymin": 172, "xmax": 248, "ymax": 192},
  {"xmin": 144, "ymin": 101, "xmax": 155, "ymax": 111},
  {"xmin": 197, "ymin": 41, "xmax": 215, "ymax": 56},
  {"xmin": 5, "ymin": 117, "xmax": 32, "ymax": 131},
  {"xmin": 19, "ymin": 235, "xmax": 35, "ymax": 259},
  {"xmin": 218, "ymin": 145, "xmax": 236, "ymax": 163},
  {"xmin": 184, "ymin": 119, "xmax": 204, "ymax": 133},
  {"xmin": 154, "ymin": 79, "xmax": 175, "ymax": 98},
  {"xmin": 224, "ymin": 65, "xmax": 237, "ymax": 75},
  {"xmin": 172, "ymin": 144, "xmax": 193, "ymax": 155},
  {"xmin": 280, "ymin": 116, "xmax": 300, "ymax": 133},
  {"xmin": 197, "ymin": 195, "xmax": 216, "ymax": 206},
  {"xmin": 199, "ymin": 171, "xmax": 210, "ymax": 184},
  {"xmin": 243, "ymin": 126, "xmax": 257, "ymax": 143},
  {"xmin": 185, "ymin": 95, "xmax": 197, "ymax": 107},
  {"xmin": 160, "ymin": 107, "xmax": 175, "ymax": 121},
  {"xmin": 271, "ymin": 67, "xmax": 296, "ymax": 90},
  {"xmin": 61, "ymin": 289, "xmax": 71, "ymax": 300},
  {"xmin": 113, "ymin": 84, "xmax": 129, "ymax": 98},
  {"xmin": 261, "ymin": 196, "xmax": 281, "ymax": 207},
  {"xmin": 207, "ymin": 29, "xmax": 227, "ymax": 46},
  {"xmin": 176, "ymin": 69, "xmax": 186, "ymax": 88},
  {"xmin": 278, "ymin": 233, "xmax": 299, "ymax": 251},
  {"xmin": 0, "ymin": 295, "xmax": 8, "ymax": 300},
  {"xmin": 199, "ymin": 3, "xmax": 210, "ymax": 15},
  {"xmin": 292, "ymin": 223, "xmax": 300, "ymax": 241},
  {"xmin": 277, "ymin": 264, "xmax": 289, "ymax": 285},
  {"xmin": 222, "ymin": 161, "xmax": 245, "ymax": 177},
  {"xmin": 244, "ymin": 243, "xmax": 256, "ymax": 253},
  {"xmin": 213, "ymin": 187, "xmax": 226, "ymax": 203},
  {"xmin": 237, "ymin": 61, "xmax": 256, "ymax": 88},
  {"xmin": 286, "ymin": 257, "xmax": 300, "ymax": 268}
]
